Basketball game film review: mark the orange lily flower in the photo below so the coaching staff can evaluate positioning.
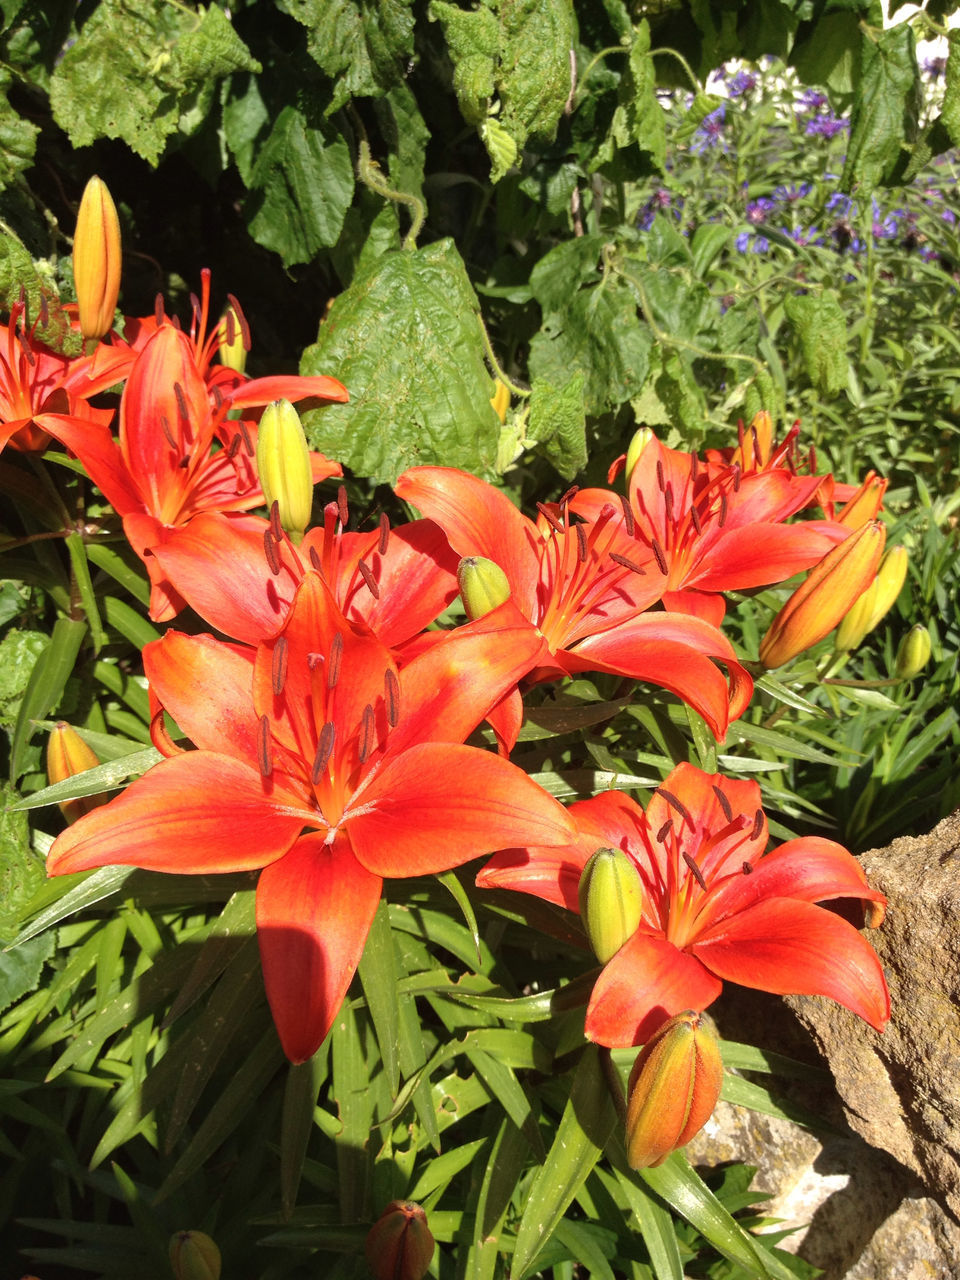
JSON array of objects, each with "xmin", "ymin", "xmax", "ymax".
[
  {"xmin": 478, "ymin": 762, "xmax": 890, "ymax": 1046},
  {"xmin": 47, "ymin": 573, "xmax": 575, "ymax": 1061}
]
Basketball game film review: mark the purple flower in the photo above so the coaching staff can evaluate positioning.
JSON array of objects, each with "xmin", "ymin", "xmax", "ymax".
[
  {"xmin": 923, "ymin": 56, "xmax": 947, "ymax": 80},
  {"xmin": 728, "ymin": 70, "xmax": 757, "ymax": 98},
  {"xmin": 691, "ymin": 103, "xmax": 727, "ymax": 153},
  {"xmin": 773, "ymin": 182, "xmax": 813, "ymax": 205},
  {"xmin": 827, "ymin": 191, "xmax": 856, "ymax": 217},
  {"xmin": 798, "ymin": 89, "xmax": 829, "ymax": 114},
  {"xmin": 735, "ymin": 231, "xmax": 752, "ymax": 253},
  {"xmin": 805, "ymin": 114, "xmax": 848, "ymax": 138},
  {"xmin": 746, "ymin": 196, "xmax": 775, "ymax": 225}
]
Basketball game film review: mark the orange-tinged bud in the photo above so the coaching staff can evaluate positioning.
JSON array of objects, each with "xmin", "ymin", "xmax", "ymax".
[
  {"xmin": 837, "ymin": 471, "xmax": 887, "ymax": 529},
  {"xmin": 490, "ymin": 377, "xmax": 510, "ymax": 424},
  {"xmin": 834, "ymin": 578, "xmax": 879, "ymax": 652},
  {"xmin": 866, "ymin": 545, "xmax": 907, "ymax": 632},
  {"xmin": 365, "ymin": 1200, "xmax": 435, "ymax": 1280},
  {"xmin": 894, "ymin": 623, "xmax": 931, "ymax": 680},
  {"xmin": 217, "ymin": 301, "xmax": 248, "ymax": 374},
  {"xmin": 735, "ymin": 409, "xmax": 774, "ymax": 469},
  {"xmin": 578, "ymin": 847, "xmax": 643, "ymax": 963},
  {"xmin": 168, "ymin": 1230, "xmax": 221, "ymax": 1280},
  {"xmin": 46, "ymin": 722, "xmax": 106, "ymax": 824},
  {"xmin": 73, "ymin": 176, "xmax": 121, "ymax": 340},
  {"xmin": 457, "ymin": 555, "xmax": 511, "ymax": 621},
  {"xmin": 625, "ymin": 1010, "xmax": 723, "ymax": 1169},
  {"xmin": 625, "ymin": 427, "xmax": 654, "ymax": 484},
  {"xmin": 256, "ymin": 398, "xmax": 313, "ymax": 543},
  {"xmin": 759, "ymin": 521, "xmax": 886, "ymax": 669}
]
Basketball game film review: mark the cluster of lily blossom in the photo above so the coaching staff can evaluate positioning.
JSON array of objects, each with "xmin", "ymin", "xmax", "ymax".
[{"xmin": 9, "ymin": 181, "xmax": 891, "ymax": 1152}]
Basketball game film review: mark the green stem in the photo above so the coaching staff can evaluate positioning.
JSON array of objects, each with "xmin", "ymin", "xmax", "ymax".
[
  {"xmin": 599, "ymin": 1047, "xmax": 628, "ymax": 1127},
  {"xmin": 477, "ymin": 312, "xmax": 530, "ymax": 397},
  {"xmin": 356, "ymin": 140, "xmax": 425, "ymax": 251}
]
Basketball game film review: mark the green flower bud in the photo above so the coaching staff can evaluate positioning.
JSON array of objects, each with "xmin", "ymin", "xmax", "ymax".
[
  {"xmin": 834, "ymin": 578, "xmax": 879, "ymax": 652},
  {"xmin": 217, "ymin": 301, "xmax": 248, "ymax": 374},
  {"xmin": 457, "ymin": 556, "xmax": 511, "ymax": 621},
  {"xmin": 256, "ymin": 398, "xmax": 313, "ymax": 543},
  {"xmin": 365, "ymin": 1200, "xmax": 435, "ymax": 1280},
  {"xmin": 625, "ymin": 428, "xmax": 654, "ymax": 485},
  {"xmin": 168, "ymin": 1230, "xmax": 221, "ymax": 1280},
  {"xmin": 866, "ymin": 545, "xmax": 908, "ymax": 632},
  {"xmin": 625, "ymin": 1010, "xmax": 723, "ymax": 1169},
  {"xmin": 578, "ymin": 847, "xmax": 643, "ymax": 964},
  {"xmin": 894, "ymin": 624, "xmax": 931, "ymax": 680}
]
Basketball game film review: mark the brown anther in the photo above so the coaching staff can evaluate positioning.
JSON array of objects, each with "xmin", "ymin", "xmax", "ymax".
[
  {"xmin": 271, "ymin": 636, "xmax": 288, "ymax": 696},
  {"xmin": 257, "ymin": 714, "xmax": 272, "ymax": 778},
  {"xmin": 311, "ymin": 722, "xmax": 335, "ymax": 783},
  {"xmin": 173, "ymin": 382, "xmax": 190, "ymax": 424},
  {"xmin": 358, "ymin": 703, "xmax": 376, "ymax": 764},
  {"xmin": 226, "ymin": 293, "xmax": 251, "ymax": 350},
  {"xmin": 39, "ymin": 294, "xmax": 49, "ymax": 328},
  {"xmin": 308, "ymin": 546, "xmax": 322, "ymax": 572},
  {"xmin": 751, "ymin": 423, "xmax": 762, "ymax": 464},
  {"xmin": 651, "ymin": 538, "xmax": 668, "ymax": 575},
  {"xmin": 263, "ymin": 529, "xmax": 281, "ymax": 576},
  {"xmin": 337, "ymin": 484, "xmax": 349, "ymax": 528},
  {"xmin": 656, "ymin": 459, "xmax": 665, "ymax": 492},
  {"xmin": 171, "ymin": 315, "xmax": 182, "ymax": 331},
  {"xmin": 732, "ymin": 463, "xmax": 741, "ymax": 494},
  {"xmin": 384, "ymin": 668, "xmax": 400, "ymax": 726},
  {"xmin": 712, "ymin": 784, "xmax": 733, "ymax": 823},
  {"xmin": 683, "ymin": 852, "xmax": 708, "ymax": 892},
  {"xmin": 609, "ymin": 552, "xmax": 647, "ymax": 574},
  {"xmin": 718, "ymin": 494, "xmax": 728, "ymax": 528},
  {"xmin": 327, "ymin": 633, "xmax": 343, "ymax": 688},
  {"xmin": 664, "ymin": 485, "xmax": 674, "ymax": 522},
  {"xmin": 270, "ymin": 499, "xmax": 283, "ymax": 541},
  {"xmin": 742, "ymin": 860, "xmax": 754, "ymax": 875},
  {"xmin": 154, "ymin": 294, "xmax": 165, "ymax": 326},
  {"xmin": 690, "ymin": 450, "xmax": 699, "ymax": 482},
  {"xmin": 656, "ymin": 820, "xmax": 672, "ymax": 843},
  {"xmin": 656, "ymin": 787, "xmax": 693, "ymax": 828},
  {"xmin": 227, "ymin": 433, "xmax": 242, "ymax": 460},
  {"xmin": 178, "ymin": 454, "xmax": 191, "ymax": 469},
  {"xmin": 750, "ymin": 808, "xmax": 764, "ymax": 841},
  {"xmin": 224, "ymin": 309, "xmax": 236, "ymax": 346},
  {"xmin": 378, "ymin": 511, "xmax": 390, "ymax": 556},
  {"xmin": 211, "ymin": 384, "xmax": 224, "ymax": 412},
  {"xmin": 238, "ymin": 419, "xmax": 254, "ymax": 456},
  {"xmin": 159, "ymin": 414, "xmax": 178, "ymax": 450},
  {"xmin": 690, "ymin": 505, "xmax": 702, "ymax": 535},
  {"xmin": 808, "ymin": 444, "xmax": 817, "ymax": 473},
  {"xmin": 357, "ymin": 558, "xmax": 380, "ymax": 599},
  {"xmin": 536, "ymin": 502, "xmax": 565, "ymax": 535},
  {"xmin": 575, "ymin": 522, "xmax": 588, "ymax": 562},
  {"xmin": 618, "ymin": 493, "xmax": 635, "ymax": 537},
  {"xmin": 558, "ymin": 485, "xmax": 580, "ymax": 508},
  {"xmin": 16, "ymin": 328, "xmax": 35, "ymax": 366},
  {"xmin": 737, "ymin": 419, "xmax": 745, "ymax": 449}
]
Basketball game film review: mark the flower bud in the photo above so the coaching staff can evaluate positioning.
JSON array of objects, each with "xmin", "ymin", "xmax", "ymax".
[
  {"xmin": 168, "ymin": 1230, "xmax": 221, "ymax": 1280},
  {"xmin": 578, "ymin": 847, "xmax": 643, "ymax": 963},
  {"xmin": 837, "ymin": 470, "xmax": 887, "ymax": 529},
  {"xmin": 625, "ymin": 1010, "xmax": 723, "ymax": 1170},
  {"xmin": 894, "ymin": 624, "xmax": 931, "ymax": 680},
  {"xmin": 217, "ymin": 301, "xmax": 248, "ymax": 374},
  {"xmin": 457, "ymin": 556, "xmax": 511, "ymax": 621},
  {"xmin": 834, "ymin": 578, "xmax": 879, "ymax": 652},
  {"xmin": 256, "ymin": 398, "xmax": 313, "ymax": 543},
  {"xmin": 866, "ymin": 545, "xmax": 908, "ymax": 632},
  {"xmin": 490, "ymin": 377, "xmax": 510, "ymax": 424},
  {"xmin": 46, "ymin": 722, "xmax": 106, "ymax": 825},
  {"xmin": 365, "ymin": 1200, "xmax": 435, "ymax": 1280},
  {"xmin": 759, "ymin": 521, "xmax": 886, "ymax": 669},
  {"xmin": 625, "ymin": 427, "xmax": 655, "ymax": 485},
  {"xmin": 73, "ymin": 176, "xmax": 122, "ymax": 340},
  {"xmin": 742, "ymin": 409, "xmax": 774, "ymax": 469}
]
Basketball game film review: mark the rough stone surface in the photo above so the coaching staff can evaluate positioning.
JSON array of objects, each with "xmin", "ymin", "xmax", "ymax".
[{"xmin": 785, "ymin": 810, "xmax": 960, "ymax": 1222}]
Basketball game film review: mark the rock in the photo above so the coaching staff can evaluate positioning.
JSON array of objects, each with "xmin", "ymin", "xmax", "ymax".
[{"xmin": 786, "ymin": 810, "xmax": 960, "ymax": 1222}]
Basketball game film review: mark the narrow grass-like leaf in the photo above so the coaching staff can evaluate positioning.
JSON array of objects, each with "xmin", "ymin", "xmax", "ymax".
[
  {"xmin": 436, "ymin": 869, "xmax": 481, "ymax": 964},
  {"xmin": 281, "ymin": 1046, "xmax": 330, "ymax": 1219},
  {"xmin": 10, "ymin": 748, "xmax": 160, "ymax": 809},
  {"xmin": 85, "ymin": 542, "xmax": 151, "ymax": 607},
  {"xmin": 357, "ymin": 898, "xmax": 400, "ymax": 1096},
  {"xmin": 461, "ymin": 1115, "xmax": 529, "ymax": 1280},
  {"xmin": 103, "ymin": 595, "xmax": 160, "ymax": 650},
  {"xmin": 553, "ymin": 1220, "xmax": 617, "ymax": 1280},
  {"xmin": 408, "ymin": 1136, "xmax": 487, "ymax": 1203},
  {"xmin": 9, "ymin": 866, "xmax": 136, "ymax": 947},
  {"xmin": 64, "ymin": 532, "xmax": 105, "ymax": 653},
  {"xmin": 332, "ymin": 1001, "xmax": 374, "ymax": 1223},
  {"xmin": 10, "ymin": 616, "xmax": 86, "ymax": 782},
  {"xmin": 465, "ymin": 1047, "xmax": 543, "ymax": 1158},
  {"xmin": 163, "ymin": 889, "xmax": 256, "ymax": 1026},
  {"xmin": 596, "ymin": 1166, "xmax": 683, "ymax": 1280}
]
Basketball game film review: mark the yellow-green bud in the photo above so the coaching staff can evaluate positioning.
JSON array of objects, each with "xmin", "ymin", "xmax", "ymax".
[
  {"xmin": 866, "ymin": 545, "xmax": 908, "ymax": 632},
  {"xmin": 490, "ymin": 377, "xmax": 510, "ymax": 424},
  {"xmin": 625, "ymin": 1010, "xmax": 723, "ymax": 1169},
  {"xmin": 577, "ymin": 847, "xmax": 643, "ymax": 963},
  {"xmin": 894, "ymin": 624, "xmax": 931, "ymax": 680},
  {"xmin": 73, "ymin": 175, "xmax": 122, "ymax": 340},
  {"xmin": 625, "ymin": 427, "xmax": 655, "ymax": 485},
  {"xmin": 834, "ymin": 578, "xmax": 879, "ymax": 652},
  {"xmin": 169, "ymin": 1230, "xmax": 221, "ymax": 1280},
  {"xmin": 457, "ymin": 556, "xmax": 511, "ymax": 621},
  {"xmin": 217, "ymin": 301, "xmax": 248, "ymax": 374},
  {"xmin": 256, "ymin": 398, "xmax": 313, "ymax": 543},
  {"xmin": 365, "ymin": 1200, "xmax": 435, "ymax": 1280}
]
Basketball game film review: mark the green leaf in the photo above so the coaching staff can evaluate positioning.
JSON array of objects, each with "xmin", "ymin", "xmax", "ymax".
[
  {"xmin": 281, "ymin": 1047, "xmax": 330, "ymax": 1219},
  {"xmin": 528, "ymin": 234, "xmax": 603, "ymax": 313},
  {"xmin": 0, "ymin": 68, "xmax": 38, "ymax": 189},
  {"xmin": 784, "ymin": 291, "xmax": 848, "ymax": 397},
  {"xmin": 943, "ymin": 31, "xmax": 960, "ymax": 147},
  {"xmin": 430, "ymin": 0, "xmax": 499, "ymax": 126},
  {"xmin": 9, "ymin": 615, "xmax": 86, "ymax": 783},
  {"xmin": 526, "ymin": 373, "xmax": 587, "ymax": 480},
  {"xmin": 509, "ymin": 1046, "xmax": 618, "ymax": 1279},
  {"xmin": 841, "ymin": 23, "xmax": 919, "ymax": 195},
  {"xmin": 246, "ymin": 105, "xmax": 354, "ymax": 267},
  {"xmin": 0, "ymin": 627, "xmax": 46, "ymax": 732},
  {"xmin": 11, "ymin": 748, "xmax": 160, "ymax": 810},
  {"xmin": 357, "ymin": 898, "xmax": 401, "ymax": 1095},
  {"xmin": 49, "ymin": 0, "xmax": 260, "ymax": 165},
  {"xmin": 0, "ymin": 929, "xmax": 53, "ymax": 1013},
  {"xmin": 496, "ymin": 0, "xmax": 575, "ymax": 151},
  {"xmin": 790, "ymin": 10, "xmax": 861, "ymax": 96},
  {"xmin": 435, "ymin": 869, "xmax": 481, "ymax": 965},
  {"xmin": 593, "ymin": 20, "xmax": 665, "ymax": 177},
  {"xmin": 597, "ymin": 1166, "xmax": 683, "ymax": 1280},
  {"xmin": 282, "ymin": 0, "xmax": 416, "ymax": 112},
  {"xmin": 462, "ymin": 1115, "xmax": 529, "ymax": 1280},
  {"xmin": 301, "ymin": 240, "xmax": 500, "ymax": 483}
]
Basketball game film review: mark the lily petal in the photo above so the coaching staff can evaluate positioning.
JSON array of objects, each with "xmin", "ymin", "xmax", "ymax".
[{"xmin": 143, "ymin": 630, "xmax": 259, "ymax": 760}]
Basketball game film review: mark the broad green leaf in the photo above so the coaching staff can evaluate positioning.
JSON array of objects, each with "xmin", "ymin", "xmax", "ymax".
[
  {"xmin": 528, "ymin": 235, "xmax": 603, "ymax": 313},
  {"xmin": 301, "ymin": 240, "xmax": 499, "ymax": 483},
  {"xmin": 49, "ymin": 0, "xmax": 260, "ymax": 165},
  {"xmin": 496, "ymin": 0, "xmax": 575, "ymax": 151},
  {"xmin": 373, "ymin": 82, "xmax": 430, "ymax": 204},
  {"xmin": 791, "ymin": 10, "xmax": 861, "ymax": 96},
  {"xmin": 509, "ymin": 1046, "xmax": 617, "ymax": 1279},
  {"xmin": 357, "ymin": 898, "xmax": 401, "ymax": 1095},
  {"xmin": 282, "ymin": 0, "xmax": 416, "ymax": 113},
  {"xmin": 0, "ymin": 929, "xmax": 53, "ymax": 1013},
  {"xmin": 0, "ymin": 69, "xmax": 37, "ymax": 189},
  {"xmin": 784, "ymin": 291, "xmax": 848, "ymax": 397},
  {"xmin": 526, "ymin": 373, "xmax": 587, "ymax": 480},
  {"xmin": 430, "ymin": 0, "xmax": 499, "ymax": 126},
  {"xmin": 246, "ymin": 104, "xmax": 354, "ymax": 267},
  {"xmin": 0, "ymin": 781, "xmax": 44, "ymax": 939},
  {"xmin": 593, "ymin": 20, "xmax": 665, "ymax": 177},
  {"xmin": 841, "ymin": 23, "xmax": 919, "ymax": 195},
  {"xmin": 0, "ymin": 628, "xmax": 46, "ymax": 732},
  {"xmin": 944, "ymin": 31, "xmax": 960, "ymax": 147}
]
